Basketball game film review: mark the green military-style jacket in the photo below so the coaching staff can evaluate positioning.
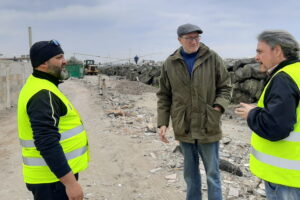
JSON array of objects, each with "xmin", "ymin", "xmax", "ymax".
[{"xmin": 157, "ymin": 43, "xmax": 232, "ymax": 143}]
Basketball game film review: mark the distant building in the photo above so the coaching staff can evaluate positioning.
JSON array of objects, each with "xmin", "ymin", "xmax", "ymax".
[{"xmin": 0, "ymin": 55, "xmax": 30, "ymax": 62}]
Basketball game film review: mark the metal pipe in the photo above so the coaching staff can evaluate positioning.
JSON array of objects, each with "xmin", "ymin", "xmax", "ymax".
[{"xmin": 28, "ymin": 26, "xmax": 32, "ymax": 48}]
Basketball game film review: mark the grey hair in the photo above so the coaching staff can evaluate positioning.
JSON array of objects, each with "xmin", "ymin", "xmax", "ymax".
[{"xmin": 257, "ymin": 30, "xmax": 299, "ymax": 60}]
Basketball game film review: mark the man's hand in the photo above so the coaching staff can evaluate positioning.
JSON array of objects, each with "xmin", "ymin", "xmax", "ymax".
[
  {"xmin": 60, "ymin": 172, "xmax": 84, "ymax": 200},
  {"xmin": 234, "ymin": 102, "xmax": 257, "ymax": 119},
  {"xmin": 65, "ymin": 181, "xmax": 83, "ymax": 200},
  {"xmin": 159, "ymin": 125, "xmax": 169, "ymax": 143},
  {"xmin": 213, "ymin": 105, "xmax": 223, "ymax": 112}
]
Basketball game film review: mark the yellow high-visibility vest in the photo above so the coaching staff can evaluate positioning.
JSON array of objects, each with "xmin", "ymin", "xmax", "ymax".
[
  {"xmin": 18, "ymin": 75, "xmax": 89, "ymax": 184},
  {"xmin": 250, "ymin": 62, "xmax": 300, "ymax": 188}
]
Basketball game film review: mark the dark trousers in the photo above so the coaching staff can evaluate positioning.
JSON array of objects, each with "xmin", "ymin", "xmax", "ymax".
[{"xmin": 26, "ymin": 174, "xmax": 78, "ymax": 200}]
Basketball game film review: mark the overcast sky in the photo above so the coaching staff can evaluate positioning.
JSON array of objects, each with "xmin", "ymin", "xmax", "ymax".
[{"xmin": 1, "ymin": 0, "xmax": 300, "ymax": 63}]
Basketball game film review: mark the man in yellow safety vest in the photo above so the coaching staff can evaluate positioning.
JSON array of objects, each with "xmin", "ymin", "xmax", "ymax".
[
  {"xmin": 18, "ymin": 40, "xmax": 89, "ymax": 200},
  {"xmin": 235, "ymin": 30, "xmax": 300, "ymax": 200}
]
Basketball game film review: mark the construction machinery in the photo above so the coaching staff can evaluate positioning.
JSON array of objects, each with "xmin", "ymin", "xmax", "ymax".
[{"xmin": 84, "ymin": 60, "xmax": 99, "ymax": 75}]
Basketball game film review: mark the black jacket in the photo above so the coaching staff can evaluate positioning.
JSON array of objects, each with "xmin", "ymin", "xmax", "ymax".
[
  {"xmin": 247, "ymin": 60, "xmax": 300, "ymax": 141},
  {"xmin": 27, "ymin": 70, "xmax": 70, "ymax": 178}
]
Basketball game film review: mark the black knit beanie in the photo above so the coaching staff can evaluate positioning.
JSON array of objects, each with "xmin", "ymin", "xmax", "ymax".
[{"xmin": 30, "ymin": 40, "xmax": 64, "ymax": 68}]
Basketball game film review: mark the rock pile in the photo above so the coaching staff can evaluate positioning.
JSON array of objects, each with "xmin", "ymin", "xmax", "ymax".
[
  {"xmin": 224, "ymin": 58, "xmax": 266, "ymax": 103},
  {"xmin": 100, "ymin": 58, "xmax": 267, "ymax": 103},
  {"xmin": 100, "ymin": 64, "xmax": 161, "ymax": 86}
]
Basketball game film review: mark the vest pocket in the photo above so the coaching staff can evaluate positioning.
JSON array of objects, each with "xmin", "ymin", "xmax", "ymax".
[{"xmin": 205, "ymin": 105, "xmax": 222, "ymax": 133}]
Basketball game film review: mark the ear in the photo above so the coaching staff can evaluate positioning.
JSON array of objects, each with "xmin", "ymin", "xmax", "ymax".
[
  {"xmin": 274, "ymin": 45, "xmax": 284, "ymax": 57},
  {"xmin": 178, "ymin": 37, "xmax": 183, "ymax": 45},
  {"xmin": 36, "ymin": 62, "xmax": 48, "ymax": 72}
]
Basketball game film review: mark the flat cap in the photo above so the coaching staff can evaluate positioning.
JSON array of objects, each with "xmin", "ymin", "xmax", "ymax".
[{"xmin": 177, "ymin": 23, "xmax": 203, "ymax": 37}]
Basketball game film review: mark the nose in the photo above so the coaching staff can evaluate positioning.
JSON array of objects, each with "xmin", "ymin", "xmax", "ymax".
[
  {"xmin": 255, "ymin": 54, "xmax": 260, "ymax": 62},
  {"xmin": 62, "ymin": 59, "xmax": 67, "ymax": 67}
]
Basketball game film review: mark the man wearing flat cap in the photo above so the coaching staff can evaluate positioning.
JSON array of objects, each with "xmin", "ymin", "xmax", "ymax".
[
  {"xmin": 157, "ymin": 24, "xmax": 231, "ymax": 200},
  {"xmin": 17, "ymin": 40, "xmax": 89, "ymax": 200}
]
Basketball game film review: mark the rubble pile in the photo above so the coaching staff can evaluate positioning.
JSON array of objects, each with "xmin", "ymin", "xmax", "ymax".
[
  {"xmin": 100, "ymin": 58, "xmax": 267, "ymax": 104},
  {"xmin": 82, "ymin": 75, "xmax": 267, "ymax": 199}
]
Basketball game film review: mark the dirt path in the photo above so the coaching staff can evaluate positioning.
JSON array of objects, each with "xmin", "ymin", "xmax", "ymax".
[
  {"xmin": 0, "ymin": 77, "xmax": 185, "ymax": 200},
  {"xmin": 62, "ymin": 78, "xmax": 185, "ymax": 200},
  {"xmin": 0, "ymin": 109, "xmax": 32, "ymax": 199}
]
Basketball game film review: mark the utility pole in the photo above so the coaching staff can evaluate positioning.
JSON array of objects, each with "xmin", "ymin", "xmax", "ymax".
[{"xmin": 28, "ymin": 26, "xmax": 32, "ymax": 48}]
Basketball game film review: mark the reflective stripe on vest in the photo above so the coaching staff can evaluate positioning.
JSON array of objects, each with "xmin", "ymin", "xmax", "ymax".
[
  {"xmin": 251, "ymin": 147, "xmax": 300, "ymax": 171},
  {"xmin": 283, "ymin": 131, "xmax": 300, "ymax": 142},
  {"xmin": 23, "ymin": 145, "xmax": 87, "ymax": 166},
  {"xmin": 20, "ymin": 125, "xmax": 84, "ymax": 148}
]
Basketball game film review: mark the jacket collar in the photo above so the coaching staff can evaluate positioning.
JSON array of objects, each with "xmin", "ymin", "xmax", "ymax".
[{"xmin": 32, "ymin": 69, "xmax": 61, "ymax": 86}]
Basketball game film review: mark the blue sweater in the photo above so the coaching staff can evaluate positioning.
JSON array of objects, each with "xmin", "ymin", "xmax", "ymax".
[{"xmin": 181, "ymin": 49, "xmax": 198, "ymax": 77}]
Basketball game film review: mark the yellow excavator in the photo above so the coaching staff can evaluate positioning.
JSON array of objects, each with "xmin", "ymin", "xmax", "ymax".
[{"xmin": 84, "ymin": 60, "xmax": 99, "ymax": 75}]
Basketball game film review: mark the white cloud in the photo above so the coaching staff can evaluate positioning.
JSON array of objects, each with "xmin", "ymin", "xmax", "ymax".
[{"xmin": 0, "ymin": 0, "xmax": 300, "ymax": 60}]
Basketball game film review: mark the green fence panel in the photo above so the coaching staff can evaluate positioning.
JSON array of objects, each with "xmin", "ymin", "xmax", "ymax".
[{"xmin": 65, "ymin": 64, "xmax": 84, "ymax": 78}]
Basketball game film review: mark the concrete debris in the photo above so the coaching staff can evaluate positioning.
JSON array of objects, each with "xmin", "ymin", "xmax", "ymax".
[
  {"xmin": 255, "ymin": 189, "xmax": 266, "ymax": 197},
  {"xmin": 105, "ymin": 109, "xmax": 131, "ymax": 117},
  {"xmin": 165, "ymin": 173, "xmax": 177, "ymax": 180},
  {"xmin": 84, "ymin": 75, "xmax": 268, "ymax": 199},
  {"xmin": 150, "ymin": 168, "xmax": 162, "ymax": 173},
  {"xmin": 222, "ymin": 136, "xmax": 232, "ymax": 145},
  {"xmin": 145, "ymin": 123, "xmax": 157, "ymax": 133},
  {"xmin": 144, "ymin": 132, "xmax": 156, "ymax": 136},
  {"xmin": 228, "ymin": 187, "xmax": 239, "ymax": 197},
  {"xmin": 259, "ymin": 182, "xmax": 265, "ymax": 190},
  {"xmin": 84, "ymin": 193, "xmax": 94, "ymax": 198},
  {"xmin": 149, "ymin": 152, "xmax": 157, "ymax": 159}
]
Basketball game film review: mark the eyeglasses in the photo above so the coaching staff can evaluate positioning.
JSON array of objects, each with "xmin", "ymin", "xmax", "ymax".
[
  {"xmin": 49, "ymin": 39, "xmax": 60, "ymax": 46},
  {"xmin": 181, "ymin": 36, "xmax": 200, "ymax": 42}
]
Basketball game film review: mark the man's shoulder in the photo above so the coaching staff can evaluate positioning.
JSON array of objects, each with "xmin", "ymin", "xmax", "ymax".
[
  {"xmin": 199, "ymin": 43, "xmax": 221, "ymax": 56},
  {"xmin": 166, "ymin": 49, "xmax": 180, "ymax": 60},
  {"xmin": 163, "ymin": 49, "xmax": 181, "ymax": 67},
  {"xmin": 272, "ymin": 71, "xmax": 297, "ymax": 85},
  {"xmin": 266, "ymin": 71, "xmax": 299, "ymax": 98},
  {"xmin": 29, "ymin": 89, "xmax": 58, "ymax": 103},
  {"xmin": 204, "ymin": 48, "xmax": 221, "ymax": 60}
]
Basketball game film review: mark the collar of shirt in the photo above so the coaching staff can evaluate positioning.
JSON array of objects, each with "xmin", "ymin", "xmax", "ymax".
[
  {"xmin": 268, "ymin": 59, "xmax": 299, "ymax": 77},
  {"xmin": 180, "ymin": 48, "xmax": 198, "ymax": 58},
  {"xmin": 267, "ymin": 65, "xmax": 278, "ymax": 75}
]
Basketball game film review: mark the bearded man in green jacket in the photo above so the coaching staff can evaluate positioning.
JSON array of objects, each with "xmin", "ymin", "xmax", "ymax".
[{"xmin": 157, "ymin": 23, "xmax": 232, "ymax": 200}]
